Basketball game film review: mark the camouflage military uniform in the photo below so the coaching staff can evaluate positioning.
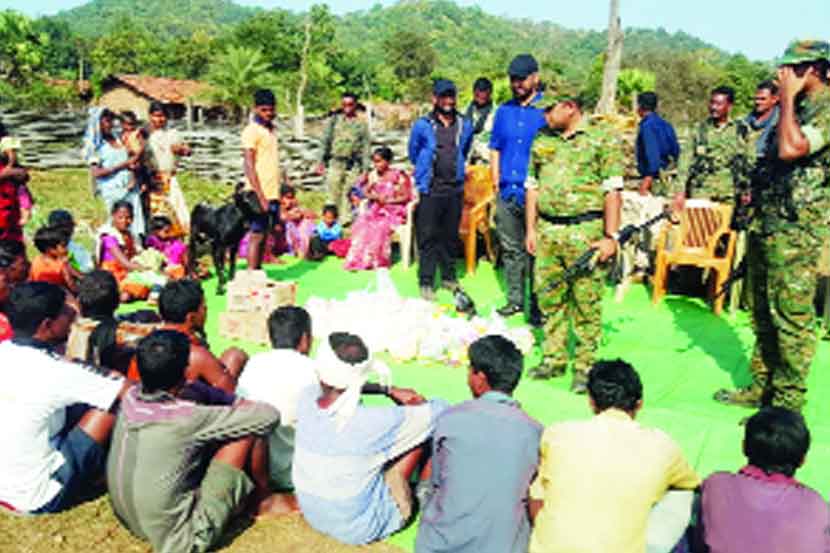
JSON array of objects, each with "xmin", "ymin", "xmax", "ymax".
[
  {"xmin": 531, "ymin": 122, "xmax": 625, "ymax": 379},
  {"xmin": 319, "ymin": 112, "xmax": 371, "ymax": 220},
  {"xmin": 736, "ymin": 42, "xmax": 830, "ymax": 412},
  {"xmin": 680, "ymin": 119, "xmax": 754, "ymax": 201}
]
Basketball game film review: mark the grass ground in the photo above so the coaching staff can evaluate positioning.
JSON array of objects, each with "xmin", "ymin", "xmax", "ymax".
[{"xmin": 6, "ymin": 169, "xmax": 830, "ymax": 553}]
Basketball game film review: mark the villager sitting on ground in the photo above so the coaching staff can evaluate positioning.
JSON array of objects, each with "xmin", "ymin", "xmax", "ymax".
[
  {"xmin": 48, "ymin": 209, "xmax": 94, "ymax": 273},
  {"xmin": 528, "ymin": 359, "xmax": 700, "ymax": 553},
  {"xmin": 307, "ymin": 204, "xmax": 344, "ymax": 260},
  {"xmin": 30, "ymin": 225, "xmax": 82, "ymax": 294},
  {"xmin": 65, "ymin": 270, "xmax": 160, "ymax": 372},
  {"xmin": 96, "ymin": 200, "xmax": 165, "ymax": 302},
  {"xmin": 107, "ymin": 330, "xmax": 294, "ymax": 553},
  {"xmin": 692, "ymin": 407, "xmax": 830, "ymax": 553},
  {"xmin": 237, "ymin": 306, "xmax": 319, "ymax": 491},
  {"xmin": 0, "ymin": 238, "xmax": 29, "ymax": 285},
  {"xmin": 0, "ymin": 261, "xmax": 13, "ymax": 342},
  {"xmin": 145, "ymin": 215, "xmax": 188, "ymax": 279},
  {"xmin": 279, "ymin": 184, "xmax": 317, "ymax": 258},
  {"xmin": 344, "ymin": 146, "xmax": 413, "ymax": 270},
  {"xmin": 126, "ymin": 279, "xmax": 247, "ymax": 393},
  {"xmin": 293, "ymin": 332, "xmax": 448, "ymax": 545},
  {"xmin": 0, "ymin": 282, "xmax": 128, "ymax": 514},
  {"xmin": 415, "ymin": 335, "xmax": 543, "ymax": 553}
]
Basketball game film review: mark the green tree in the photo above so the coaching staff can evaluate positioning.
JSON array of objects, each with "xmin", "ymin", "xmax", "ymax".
[
  {"xmin": 0, "ymin": 10, "xmax": 49, "ymax": 85},
  {"xmin": 383, "ymin": 29, "xmax": 437, "ymax": 100},
  {"xmin": 32, "ymin": 17, "xmax": 79, "ymax": 78},
  {"xmin": 617, "ymin": 68, "xmax": 656, "ymax": 112},
  {"xmin": 205, "ymin": 45, "xmax": 275, "ymax": 122}
]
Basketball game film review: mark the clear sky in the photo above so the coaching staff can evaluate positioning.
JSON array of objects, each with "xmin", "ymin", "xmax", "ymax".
[{"xmin": 4, "ymin": 0, "xmax": 829, "ymax": 61}]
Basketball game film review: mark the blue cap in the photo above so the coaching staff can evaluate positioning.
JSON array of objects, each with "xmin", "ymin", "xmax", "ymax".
[{"xmin": 433, "ymin": 79, "xmax": 458, "ymax": 97}]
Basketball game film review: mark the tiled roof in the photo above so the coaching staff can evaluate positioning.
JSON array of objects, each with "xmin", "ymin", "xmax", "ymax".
[{"xmin": 111, "ymin": 74, "xmax": 213, "ymax": 105}]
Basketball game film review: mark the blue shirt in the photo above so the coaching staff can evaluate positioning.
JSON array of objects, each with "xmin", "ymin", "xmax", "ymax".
[
  {"xmin": 489, "ymin": 93, "xmax": 547, "ymax": 206},
  {"xmin": 415, "ymin": 391, "xmax": 543, "ymax": 553},
  {"xmin": 636, "ymin": 112, "xmax": 680, "ymax": 177},
  {"xmin": 293, "ymin": 386, "xmax": 448, "ymax": 545},
  {"xmin": 314, "ymin": 221, "xmax": 342, "ymax": 242}
]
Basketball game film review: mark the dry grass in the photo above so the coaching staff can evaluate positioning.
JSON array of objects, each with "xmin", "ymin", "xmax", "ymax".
[
  {"xmin": 6, "ymin": 170, "xmax": 402, "ymax": 553},
  {"xmin": 0, "ymin": 496, "xmax": 403, "ymax": 553}
]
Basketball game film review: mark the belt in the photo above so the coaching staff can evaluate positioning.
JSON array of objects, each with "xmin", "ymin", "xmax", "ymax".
[{"xmin": 539, "ymin": 210, "xmax": 603, "ymax": 225}]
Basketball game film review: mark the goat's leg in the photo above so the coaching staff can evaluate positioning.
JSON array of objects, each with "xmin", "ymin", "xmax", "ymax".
[{"xmin": 214, "ymin": 245, "xmax": 228, "ymax": 295}]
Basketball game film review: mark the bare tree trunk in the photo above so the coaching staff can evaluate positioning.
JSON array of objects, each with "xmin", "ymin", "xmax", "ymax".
[
  {"xmin": 596, "ymin": 0, "xmax": 623, "ymax": 115},
  {"xmin": 295, "ymin": 18, "xmax": 312, "ymax": 139}
]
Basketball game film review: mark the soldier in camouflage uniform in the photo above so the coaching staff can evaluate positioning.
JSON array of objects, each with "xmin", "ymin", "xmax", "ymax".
[
  {"xmin": 525, "ymin": 98, "xmax": 624, "ymax": 393},
  {"xmin": 679, "ymin": 86, "xmax": 754, "ymax": 202},
  {"xmin": 317, "ymin": 92, "xmax": 371, "ymax": 222},
  {"xmin": 715, "ymin": 40, "xmax": 830, "ymax": 412}
]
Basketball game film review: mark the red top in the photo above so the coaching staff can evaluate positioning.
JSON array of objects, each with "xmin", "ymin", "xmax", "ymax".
[
  {"xmin": 0, "ymin": 313, "xmax": 12, "ymax": 343},
  {"xmin": 0, "ymin": 164, "xmax": 22, "ymax": 243}
]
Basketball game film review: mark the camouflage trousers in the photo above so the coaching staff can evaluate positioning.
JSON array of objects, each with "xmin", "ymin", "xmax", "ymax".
[
  {"xmin": 325, "ymin": 159, "xmax": 361, "ymax": 223},
  {"xmin": 535, "ymin": 220, "xmax": 604, "ymax": 376},
  {"xmin": 748, "ymin": 229, "xmax": 822, "ymax": 411}
]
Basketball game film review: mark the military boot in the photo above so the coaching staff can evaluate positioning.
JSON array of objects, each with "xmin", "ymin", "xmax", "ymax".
[
  {"xmin": 570, "ymin": 371, "xmax": 589, "ymax": 394},
  {"xmin": 528, "ymin": 359, "xmax": 566, "ymax": 380},
  {"xmin": 713, "ymin": 385, "xmax": 765, "ymax": 408}
]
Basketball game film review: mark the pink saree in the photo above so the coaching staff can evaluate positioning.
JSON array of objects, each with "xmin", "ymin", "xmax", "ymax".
[{"xmin": 344, "ymin": 169, "xmax": 412, "ymax": 270}]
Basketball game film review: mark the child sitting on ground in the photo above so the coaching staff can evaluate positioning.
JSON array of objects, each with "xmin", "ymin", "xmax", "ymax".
[
  {"xmin": 30, "ymin": 226, "xmax": 82, "ymax": 294},
  {"xmin": 308, "ymin": 204, "xmax": 346, "ymax": 260},
  {"xmin": 48, "ymin": 209, "xmax": 94, "ymax": 273},
  {"xmin": 96, "ymin": 200, "xmax": 165, "ymax": 302},
  {"xmin": 279, "ymin": 184, "xmax": 317, "ymax": 258},
  {"xmin": 145, "ymin": 215, "xmax": 188, "ymax": 279}
]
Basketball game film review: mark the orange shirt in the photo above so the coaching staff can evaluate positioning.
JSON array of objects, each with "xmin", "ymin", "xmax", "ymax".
[{"xmin": 30, "ymin": 254, "xmax": 70, "ymax": 288}]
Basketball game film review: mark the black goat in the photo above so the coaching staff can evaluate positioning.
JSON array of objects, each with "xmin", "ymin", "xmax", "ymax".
[{"xmin": 188, "ymin": 187, "xmax": 262, "ymax": 295}]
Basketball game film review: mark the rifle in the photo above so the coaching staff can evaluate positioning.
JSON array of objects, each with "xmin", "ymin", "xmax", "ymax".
[
  {"xmin": 716, "ymin": 257, "xmax": 746, "ymax": 299},
  {"xmin": 539, "ymin": 210, "xmax": 671, "ymax": 296}
]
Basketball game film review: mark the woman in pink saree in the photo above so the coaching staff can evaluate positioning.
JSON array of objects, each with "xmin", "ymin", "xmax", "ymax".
[{"xmin": 344, "ymin": 147, "xmax": 413, "ymax": 270}]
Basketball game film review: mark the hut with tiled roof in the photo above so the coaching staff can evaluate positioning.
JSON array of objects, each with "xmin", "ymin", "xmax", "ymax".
[{"xmin": 98, "ymin": 74, "xmax": 217, "ymax": 123}]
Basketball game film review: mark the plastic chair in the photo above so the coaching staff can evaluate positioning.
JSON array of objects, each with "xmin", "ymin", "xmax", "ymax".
[
  {"xmin": 652, "ymin": 199, "xmax": 737, "ymax": 315},
  {"xmin": 394, "ymin": 192, "xmax": 419, "ymax": 269},
  {"xmin": 459, "ymin": 165, "xmax": 496, "ymax": 274}
]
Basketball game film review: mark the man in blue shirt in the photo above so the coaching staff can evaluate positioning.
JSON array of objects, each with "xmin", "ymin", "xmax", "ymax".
[
  {"xmin": 635, "ymin": 91, "xmax": 680, "ymax": 197},
  {"xmin": 489, "ymin": 55, "xmax": 547, "ymax": 322},
  {"xmin": 415, "ymin": 335, "xmax": 542, "ymax": 553},
  {"xmin": 408, "ymin": 80, "xmax": 474, "ymax": 300}
]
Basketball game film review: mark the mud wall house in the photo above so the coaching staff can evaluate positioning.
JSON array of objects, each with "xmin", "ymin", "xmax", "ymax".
[{"xmin": 98, "ymin": 74, "xmax": 216, "ymax": 124}]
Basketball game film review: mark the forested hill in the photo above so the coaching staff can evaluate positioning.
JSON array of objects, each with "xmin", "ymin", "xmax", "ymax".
[
  {"xmin": 52, "ymin": 0, "xmax": 260, "ymax": 37},
  {"xmin": 336, "ymin": 0, "xmax": 720, "ymax": 84},
  {"xmin": 9, "ymin": 0, "xmax": 769, "ymax": 124}
]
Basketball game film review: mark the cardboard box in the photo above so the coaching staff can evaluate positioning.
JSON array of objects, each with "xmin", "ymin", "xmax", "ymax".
[
  {"xmin": 226, "ymin": 270, "xmax": 297, "ymax": 313},
  {"xmin": 218, "ymin": 311, "xmax": 271, "ymax": 346}
]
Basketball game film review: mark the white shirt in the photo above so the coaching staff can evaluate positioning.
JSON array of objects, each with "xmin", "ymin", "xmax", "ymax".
[
  {"xmin": 236, "ymin": 348, "xmax": 319, "ymax": 427},
  {"xmin": 148, "ymin": 128, "xmax": 183, "ymax": 173},
  {"xmin": 0, "ymin": 341, "xmax": 124, "ymax": 511}
]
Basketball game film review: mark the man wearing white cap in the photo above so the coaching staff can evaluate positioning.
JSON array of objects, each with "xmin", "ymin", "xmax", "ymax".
[{"xmin": 292, "ymin": 332, "xmax": 448, "ymax": 545}]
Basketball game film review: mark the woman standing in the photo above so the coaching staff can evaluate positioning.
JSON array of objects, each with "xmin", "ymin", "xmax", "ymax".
[
  {"xmin": 82, "ymin": 108, "xmax": 145, "ymax": 238},
  {"xmin": 344, "ymin": 147, "xmax": 413, "ymax": 270},
  {"xmin": 146, "ymin": 102, "xmax": 191, "ymax": 236}
]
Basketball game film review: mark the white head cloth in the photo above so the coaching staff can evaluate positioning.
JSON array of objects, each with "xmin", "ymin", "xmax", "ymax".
[{"xmin": 316, "ymin": 336, "xmax": 391, "ymax": 432}]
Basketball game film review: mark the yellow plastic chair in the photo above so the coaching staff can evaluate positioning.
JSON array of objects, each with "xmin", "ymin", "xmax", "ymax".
[
  {"xmin": 460, "ymin": 165, "xmax": 496, "ymax": 275},
  {"xmin": 652, "ymin": 199, "xmax": 737, "ymax": 315}
]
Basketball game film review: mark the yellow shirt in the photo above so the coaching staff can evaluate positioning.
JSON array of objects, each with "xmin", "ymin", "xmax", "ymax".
[
  {"xmin": 529, "ymin": 409, "xmax": 700, "ymax": 553},
  {"xmin": 241, "ymin": 120, "xmax": 281, "ymax": 200}
]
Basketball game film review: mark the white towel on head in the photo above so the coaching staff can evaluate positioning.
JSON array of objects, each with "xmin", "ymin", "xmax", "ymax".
[{"xmin": 316, "ymin": 336, "xmax": 391, "ymax": 431}]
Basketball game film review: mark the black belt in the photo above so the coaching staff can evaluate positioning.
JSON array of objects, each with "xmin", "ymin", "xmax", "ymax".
[{"xmin": 539, "ymin": 210, "xmax": 603, "ymax": 225}]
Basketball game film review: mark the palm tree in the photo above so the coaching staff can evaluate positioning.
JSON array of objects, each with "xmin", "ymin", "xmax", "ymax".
[{"xmin": 204, "ymin": 45, "xmax": 274, "ymax": 123}]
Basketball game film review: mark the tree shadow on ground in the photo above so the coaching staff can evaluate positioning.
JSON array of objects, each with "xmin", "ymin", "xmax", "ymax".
[{"xmin": 663, "ymin": 296, "xmax": 750, "ymax": 387}]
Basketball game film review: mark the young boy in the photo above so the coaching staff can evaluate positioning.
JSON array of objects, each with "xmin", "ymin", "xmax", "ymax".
[
  {"xmin": 416, "ymin": 335, "xmax": 543, "ymax": 553},
  {"xmin": 30, "ymin": 225, "xmax": 82, "ymax": 294},
  {"xmin": 48, "ymin": 209, "xmax": 94, "ymax": 273},
  {"xmin": 107, "ymin": 330, "xmax": 291, "ymax": 553},
  {"xmin": 308, "ymin": 204, "xmax": 343, "ymax": 260},
  {"xmin": 693, "ymin": 407, "xmax": 830, "ymax": 553},
  {"xmin": 236, "ymin": 306, "xmax": 319, "ymax": 491}
]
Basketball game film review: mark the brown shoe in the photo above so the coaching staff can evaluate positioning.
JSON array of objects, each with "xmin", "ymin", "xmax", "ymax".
[{"xmin": 713, "ymin": 385, "xmax": 764, "ymax": 408}]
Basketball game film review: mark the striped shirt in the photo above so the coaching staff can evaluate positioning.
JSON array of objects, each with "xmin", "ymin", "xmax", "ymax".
[{"xmin": 293, "ymin": 386, "xmax": 448, "ymax": 545}]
